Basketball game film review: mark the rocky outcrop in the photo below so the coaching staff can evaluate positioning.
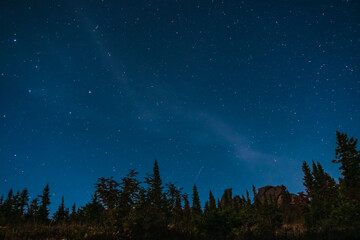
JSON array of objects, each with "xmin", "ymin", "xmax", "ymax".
[
  {"xmin": 254, "ymin": 185, "xmax": 297, "ymax": 205},
  {"xmin": 220, "ymin": 188, "xmax": 233, "ymax": 208},
  {"xmin": 255, "ymin": 185, "xmax": 284, "ymax": 205},
  {"xmin": 220, "ymin": 188, "xmax": 244, "ymax": 209},
  {"xmin": 218, "ymin": 186, "xmax": 297, "ymax": 209},
  {"xmin": 233, "ymin": 195, "xmax": 242, "ymax": 208}
]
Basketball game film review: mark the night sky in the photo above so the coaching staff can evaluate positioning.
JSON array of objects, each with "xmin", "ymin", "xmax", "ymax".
[{"xmin": 1, "ymin": 1, "xmax": 360, "ymax": 211}]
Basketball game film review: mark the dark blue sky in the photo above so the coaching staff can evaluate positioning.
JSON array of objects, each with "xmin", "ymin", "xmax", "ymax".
[{"xmin": 1, "ymin": 0, "xmax": 359, "ymax": 211}]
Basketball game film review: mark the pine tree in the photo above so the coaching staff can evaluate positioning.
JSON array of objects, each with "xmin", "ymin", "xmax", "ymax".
[
  {"xmin": 70, "ymin": 203, "xmax": 77, "ymax": 222},
  {"xmin": 72, "ymin": 203, "xmax": 76, "ymax": 213},
  {"xmin": 28, "ymin": 198, "xmax": 40, "ymax": 223},
  {"xmin": 166, "ymin": 183, "xmax": 182, "ymax": 213},
  {"xmin": 80, "ymin": 194, "xmax": 105, "ymax": 225},
  {"xmin": 311, "ymin": 161, "xmax": 337, "ymax": 199},
  {"xmin": 246, "ymin": 190, "xmax": 251, "ymax": 205},
  {"xmin": 53, "ymin": 196, "xmax": 69, "ymax": 223},
  {"xmin": 302, "ymin": 161, "xmax": 314, "ymax": 197},
  {"xmin": 208, "ymin": 190, "xmax": 216, "ymax": 211},
  {"xmin": 252, "ymin": 185, "xmax": 257, "ymax": 198},
  {"xmin": 253, "ymin": 185, "xmax": 260, "ymax": 206},
  {"xmin": 95, "ymin": 177, "xmax": 121, "ymax": 210},
  {"xmin": 183, "ymin": 193, "xmax": 190, "ymax": 216},
  {"xmin": 19, "ymin": 189, "xmax": 29, "ymax": 216},
  {"xmin": 311, "ymin": 161, "xmax": 319, "ymax": 191},
  {"xmin": 204, "ymin": 201, "xmax": 209, "ymax": 213},
  {"xmin": 118, "ymin": 169, "xmax": 141, "ymax": 234},
  {"xmin": 141, "ymin": 160, "xmax": 167, "ymax": 239},
  {"xmin": 13, "ymin": 191, "xmax": 21, "ymax": 220},
  {"xmin": 303, "ymin": 161, "xmax": 338, "ymax": 228},
  {"xmin": 191, "ymin": 184, "xmax": 201, "ymax": 215},
  {"xmin": 146, "ymin": 160, "xmax": 164, "ymax": 209},
  {"xmin": 38, "ymin": 184, "xmax": 51, "ymax": 223},
  {"xmin": 280, "ymin": 185, "xmax": 292, "ymax": 224},
  {"xmin": 165, "ymin": 183, "xmax": 183, "ymax": 225},
  {"xmin": 181, "ymin": 193, "xmax": 191, "ymax": 231},
  {"xmin": 0, "ymin": 194, "xmax": 3, "ymax": 225},
  {"xmin": 120, "ymin": 169, "xmax": 140, "ymax": 212},
  {"xmin": 333, "ymin": 131, "xmax": 360, "ymax": 199},
  {"xmin": 3, "ymin": 189, "xmax": 14, "ymax": 223}
]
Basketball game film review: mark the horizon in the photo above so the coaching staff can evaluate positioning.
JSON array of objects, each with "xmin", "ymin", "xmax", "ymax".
[{"xmin": 0, "ymin": 154, "xmax": 347, "ymax": 214}]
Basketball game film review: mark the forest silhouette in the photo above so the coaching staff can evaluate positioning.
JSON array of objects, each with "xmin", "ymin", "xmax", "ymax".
[{"xmin": 0, "ymin": 131, "xmax": 359, "ymax": 240}]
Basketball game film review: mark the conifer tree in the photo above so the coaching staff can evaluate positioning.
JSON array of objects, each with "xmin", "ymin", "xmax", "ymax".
[
  {"xmin": 95, "ymin": 177, "xmax": 121, "ymax": 211},
  {"xmin": 311, "ymin": 161, "xmax": 319, "ymax": 190},
  {"xmin": 302, "ymin": 161, "xmax": 314, "ymax": 197},
  {"xmin": 19, "ymin": 189, "xmax": 29, "ymax": 216},
  {"xmin": 146, "ymin": 160, "xmax": 164, "ymax": 209},
  {"xmin": 246, "ymin": 190, "xmax": 251, "ymax": 205},
  {"xmin": 80, "ymin": 194, "xmax": 105, "ymax": 225},
  {"xmin": 252, "ymin": 185, "xmax": 257, "ymax": 198},
  {"xmin": 191, "ymin": 184, "xmax": 201, "ymax": 215},
  {"xmin": 5, "ymin": 189, "xmax": 13, "ymax": 206},
  {"xmin": 3, "ymin": 190, "xmax": 14, "ymax": 223},
  {"xmin": 140, "ymin": 161, "xmax": 167, "ymax": 238},
  {"xmin": 204, "ymin": 201, "xmax": 209, "ymax": 213},
  {"xmin": 253, "ymin": 185, "xmax": 260, "ymax": 207},
  {"xmin": 180, "ymin": 193, "xmax": 191, "ymax": 232},
  {"xmin": 13, "ymin": 191, "xmax": 21, "ymax": 218},
  {"xmin": 183, "ymin": 193, "xmax": 190, "ymax": 216},
  {"xmin": 208, "ymin": 190, "xmax": 216, "ymax": 211},
  {"xmin": 280, "ymin": 185, "xmax": 292, "ymax": 224},
  {"xmin": 38, "ymin": 184, "xmax": 51, "ymax": 223},
  {"xmin": 72, "ymin": 203, "xmax": 76, "ymax": 213},
  {"xmin": 166, "ymin": 183, "xmax": 182, "ymax": 213},
  {"xmin": 28, "ymin": 198, "xmax": 40, "ymax": 223},
  {"xmin": 118, "ymin": 169, "xmax": 141, "ymax": 235},
  {"xmin": 0, "ymin": 194, "xmax": 3, "ymax": 225},
  {"xmin": 311, "ymin": 161, "xmax": 337, "ymax": 198},
  {"xmin": 241, "ymin": 195, "xmax": 245, "ymax": 204},
  {"xmin": 217, "ymin": 199, "xmax": 221, "ymax": 210},
  {"xmin": 333, "ymin": 131, "xmax": 360, "ymax": 199},
  {"xmin": 70, "ymin": 203, "xmax": 77, "ymax": 222},
  {"xmin": 120, "ymin": 169, "xmax": 140, "ymax": 212},
  {"xmin": 303, "ymin": 161, "xmax": 337, "ymax": 228},
  {"xmin": 164, "ymin": 183, "xmax": 183, "ymax": 228},
  {"xmin": 53, "ymin": 196, "xmax": 69, "ymax": 223}
]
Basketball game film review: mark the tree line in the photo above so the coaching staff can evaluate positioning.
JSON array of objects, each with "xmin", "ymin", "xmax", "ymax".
[{"xmin": 0, "ymin": 131, "xmax": 359, "ymax": 240}]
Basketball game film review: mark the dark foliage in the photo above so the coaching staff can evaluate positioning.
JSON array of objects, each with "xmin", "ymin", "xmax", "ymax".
[{"xmin": 0, "ymin": 132, "xmax": 359, "ymax": 239}]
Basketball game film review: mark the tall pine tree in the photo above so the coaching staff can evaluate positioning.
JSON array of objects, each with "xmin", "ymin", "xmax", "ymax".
[
  {"xmin": 208, "ymin": 190, "xmax": 216, "ymax": 211},
  {"xmin": 19, "ymin": 189, "xmax": 29, "ymax": 216},
  {"xmin": 53, "ymin": 196, "xmax": 69, "ymax": 223},
  {"xmin": 191, "ymin": 184, "xmax": 201, "ymax": 215},
  {"xmin": 333, "ymin": 131, "xmax": 360, "ymax": 199},
  {"xmin": 302, "ymin": 161, "xmax": 314, "ymax": 198},
  {"xmin": 38, "ymin": 184, "xmax": 50, "ymax": 223},
  {"xmin": 28, "ymin": 198, "xmax": 39, "ymax": 223},
  {"xmin": 146, "ymin": 160, "xmax": 164, "ymax": 209}
]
